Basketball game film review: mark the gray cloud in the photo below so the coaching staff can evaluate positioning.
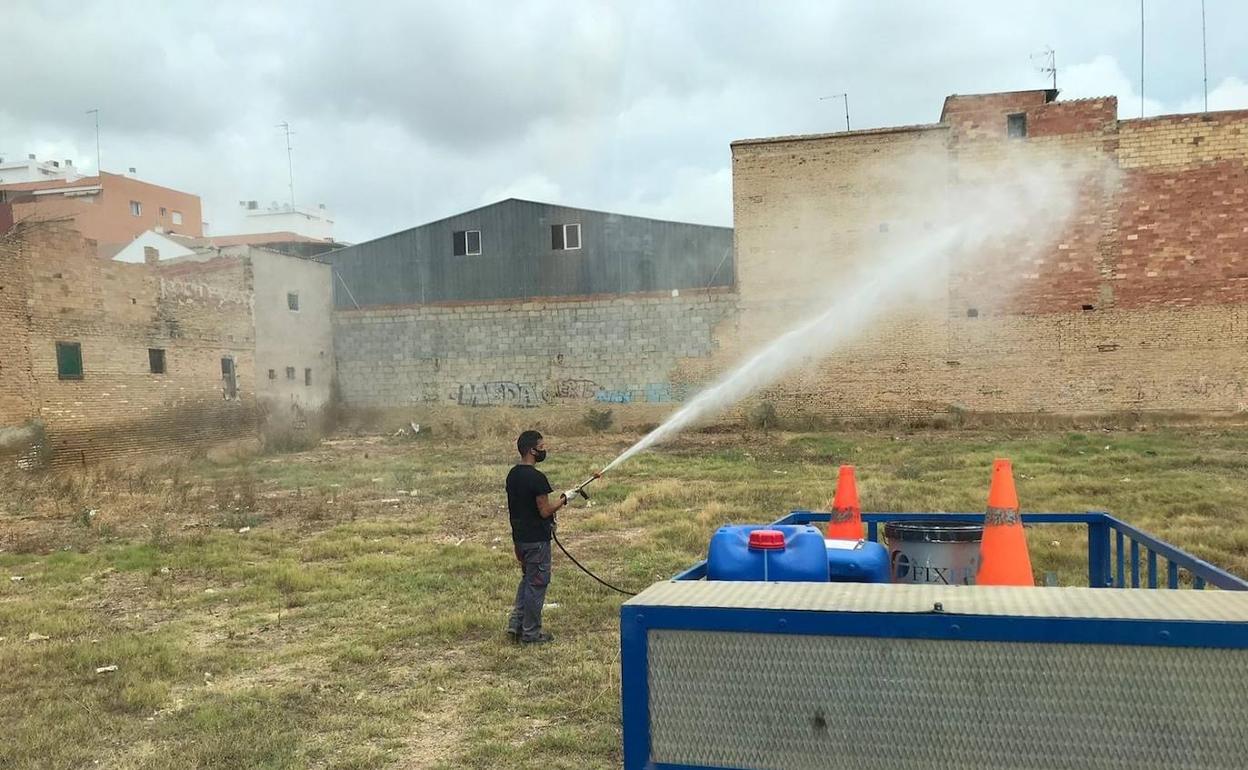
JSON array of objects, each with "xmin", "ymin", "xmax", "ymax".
[{"xmin": 4, "ymin": 0, "xmax": 1246, "ymax": 242}]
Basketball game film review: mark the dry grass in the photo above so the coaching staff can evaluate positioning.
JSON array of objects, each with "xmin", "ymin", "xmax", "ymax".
[{"xmin": 1, "ymin": 423, "xmax": 1246, "ymax": 768}]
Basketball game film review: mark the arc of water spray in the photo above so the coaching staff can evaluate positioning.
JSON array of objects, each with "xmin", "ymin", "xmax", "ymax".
[
  {"xmin": 599, "ymin": 228, "xmax": 958, "ymax": 475},
  {"xmin": 597, "ymin": 163, "xmax": 1086, "ymax": 476}
]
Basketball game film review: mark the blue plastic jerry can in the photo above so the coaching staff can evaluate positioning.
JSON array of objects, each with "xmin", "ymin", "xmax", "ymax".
[
  {"xmin": 706, "ymin": 524, "xmax": 830, "ymax": 582},
  {"xmin": 824, "ymin": 538, "xmax": 891, "ymax": 583}
]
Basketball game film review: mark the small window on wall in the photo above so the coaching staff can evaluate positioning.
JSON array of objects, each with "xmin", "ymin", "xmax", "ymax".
[
  {"xmin": 304, "ymin": 368, "xmax": 312, "ymax": 386},
  {"xmin": 287, "ymin": 291, "xmax": 300, "ymax": 311},
  {"xmin": 129, "ymin": 200, "xmax": 142, "ymax": 216},
  {"xmin": 172, "ymin": 211, "xmax": 183, "ymax": 226},
  {"xmin": 268, "ymin": 368, "xmax": 276, "ymax": 380},
  {"xmin": 221, "ymin": 357, "xmax": 238, "ymax": 400},
  {"xmin": 56, "ymin": 341, "xmax": 83, "ymax": 380},
  {"xmin": 453, "ymin": 230, "xmax": 481, "ymax": 256},
  {"xmin": 148, "ymin": 348, "xmax": 166, "ymax": 374},
  {"xmin": 1007, "ymin": 113, "xmax": 1027, "ymax": 139},
  {"xmin": 551, "ymin": 223, "xmax": 581, "ymax": 250},
  {"xmin": 286, "ymin": 366, "xmax": 296, "ymax": 380},
  {"xmin": 159, "ymin": 207, "xmax": 167, "ymax": 217}
]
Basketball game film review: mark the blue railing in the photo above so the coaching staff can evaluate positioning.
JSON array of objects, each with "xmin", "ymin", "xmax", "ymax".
[{"xmin": 672, "ymin": 510, "xmax": 1248, "ymax": 590}]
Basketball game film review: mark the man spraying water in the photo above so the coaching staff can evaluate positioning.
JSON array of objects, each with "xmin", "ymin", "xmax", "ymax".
[{"xmin": 505, "ymin": 430, "xmax": 586, "ymax": 645}]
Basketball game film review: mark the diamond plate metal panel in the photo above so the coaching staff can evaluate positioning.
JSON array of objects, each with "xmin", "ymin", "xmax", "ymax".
[
  {"xmin": 628, "ymin": 581, "xmax": 1248, "ymax": 622},
  {"xmin": 648, "ymin": 630, "xmax": 1248, "ymax": 769}
]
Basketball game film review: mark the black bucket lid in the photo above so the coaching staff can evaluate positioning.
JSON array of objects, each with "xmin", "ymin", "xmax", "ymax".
[{"xmin": 884, "ymin": 519, "xmax": 983, "ymax": 544}]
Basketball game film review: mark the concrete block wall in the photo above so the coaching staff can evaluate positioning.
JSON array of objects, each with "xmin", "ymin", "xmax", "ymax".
[{"xmin": 333, "ymin": 290, "xmax": 736, "ymax": 411}]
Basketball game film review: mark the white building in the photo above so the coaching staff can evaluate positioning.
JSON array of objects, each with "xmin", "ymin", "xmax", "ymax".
[
  {"xmin": 112, "ymin": 230, "xmax": 198, "ymax": 263},
  {"xmin": 111, "ymin": 232, "xmax": 336, "ymax": 411},
  {"xmin": 234, "ymin": 200, "xmax": 335, "ymax": 241},
  {"xmin": 0, "ymin": 154, "xmax": 82, "ymax": 185}
]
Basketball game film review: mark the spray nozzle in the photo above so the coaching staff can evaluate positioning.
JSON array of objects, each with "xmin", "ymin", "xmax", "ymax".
[{"xmin": 571, "ymin": 470, "xmax": 604, "ymax": 499}]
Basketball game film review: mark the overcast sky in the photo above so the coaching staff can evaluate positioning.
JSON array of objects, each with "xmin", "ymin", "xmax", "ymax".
[{"xmin": 5, "ymin": 1, "xmax": 1246, "ymax": 243}]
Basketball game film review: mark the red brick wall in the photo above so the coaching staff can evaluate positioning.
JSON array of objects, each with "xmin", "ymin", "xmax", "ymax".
[
  {"xmin": 1112, "ymin": 112, "xmax": 1248, "ymax": 309},
  {"xmin": 946, "ymin": 98, "xmax": 1120, "ymax": 317},
  {"xmin": 1029, "ymin": 99, "xmax": 1120, "ymax": 139}
]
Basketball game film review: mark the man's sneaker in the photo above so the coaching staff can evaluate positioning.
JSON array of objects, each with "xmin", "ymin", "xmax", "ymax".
[{"xmin": 520, "ymin": 632, "xmax": 554, "ymax": 645}]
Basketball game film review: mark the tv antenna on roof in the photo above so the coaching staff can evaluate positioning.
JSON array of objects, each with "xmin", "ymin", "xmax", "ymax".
[
  {"xmin": 277, "ymin": 121, "xmax": 295, "ymax": 208},
  {"xmin": 86, "ymin": 108, "xmax": 101, "ymax": 173},
  {"xmin": 1031, "ymin": 47, "xmax": 1057, "ymax": 91},
  {"xmin": 818, "ymin": 93, "xmax": 850, "ymax": 132}
]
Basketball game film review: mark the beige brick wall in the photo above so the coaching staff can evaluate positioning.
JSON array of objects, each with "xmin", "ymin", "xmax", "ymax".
[
  {"xmin": 1, "ymin": 222, "xmax": 257, "ymax": 465},
  {"xmin": 0, "ymin": 226, "xmax": 36, "ymax": 427},
  {"xmin": 728, "ymin": 95, "xmax": 1248, "ymax": 419}
]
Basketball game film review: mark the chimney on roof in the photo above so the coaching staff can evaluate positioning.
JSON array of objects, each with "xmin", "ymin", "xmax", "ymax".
[
  {"xmin": 144, "ymin": 246, "xmax": 160, "ymax": 265},
  {"xmin": 128, "ymin": 167, "xmax": 136, "ymax": 174}
]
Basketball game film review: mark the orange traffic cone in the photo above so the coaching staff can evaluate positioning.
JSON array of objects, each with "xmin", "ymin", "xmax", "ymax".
[
  {"xmin": 826, "ymin": 465, "xmax": 863, "ymax": 540},
  {"xmin": 975, "ymin": 458, "xmax": 1034, "ymax": 586}
]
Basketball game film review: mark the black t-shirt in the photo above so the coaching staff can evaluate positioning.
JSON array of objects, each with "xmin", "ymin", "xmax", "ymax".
[{"xmin": 506, "ymin": 464, "xmax": 554, "ymax": 543}]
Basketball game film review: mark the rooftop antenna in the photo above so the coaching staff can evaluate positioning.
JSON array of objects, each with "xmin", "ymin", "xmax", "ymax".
[
  {"xmin": 1201, "ymin": 0, "xmax": 1208, "ymax": 112},
  {"xmin": 1031, "ymin": 47, "xmax": 1057, "ymax": 91},
  {"xmin": 819, "ymin": 93, "xmax": 850, "ymax": 132},
  {"xmin": 85, "ymin": 108, "xmax": 101, "ymax": 173},
  {"xmin": 277, "ymin": 121, "xmax": 295, "ymax": 208}
]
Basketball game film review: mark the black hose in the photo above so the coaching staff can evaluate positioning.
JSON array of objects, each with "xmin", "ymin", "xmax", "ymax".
[{"xmin": 552, "ymin": 529, "xmax": 637, "ymax": 597}]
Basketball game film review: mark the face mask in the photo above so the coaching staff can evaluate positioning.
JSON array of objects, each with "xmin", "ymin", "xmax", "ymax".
[{"xmin": 533, "ymin": 449, "xmax": 547, "ymax": 463}]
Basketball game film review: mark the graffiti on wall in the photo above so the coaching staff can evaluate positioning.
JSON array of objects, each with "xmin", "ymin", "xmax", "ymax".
[
  {"xmin": 595, "ymin": 389, "xmax": 632, "ymax": 404},
  {"xmin": 645, "ymin": 383, "xmax": 676, "ymax": 403},
  {"xmin": 553, "ymin": 379, "xmax": 601, "ymax": 400},
  {"xmin": 452, "ymin": 381, "xmax": 547, "ymax": 408},
  {"xmin": 447, "ymin": 379, "xmax": 687, "ymax": 407}
]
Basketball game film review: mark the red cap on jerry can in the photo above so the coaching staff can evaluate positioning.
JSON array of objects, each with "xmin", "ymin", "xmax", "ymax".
[{"xmin": 748, "ymin": 529, "xmax": 786, "ymax": 551}]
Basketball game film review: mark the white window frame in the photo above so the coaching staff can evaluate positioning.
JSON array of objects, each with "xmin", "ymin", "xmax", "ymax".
[
  {"xmin": 172, "ymin": 210, "xmax": 183, "ymax": 226},
  {"xmin": 555, "ymin": 223, "xmax": 582, "ymax": 251},
  {"xmin": 465, "ymin": 229, "xmax": 481, "ymax": 256},
  {"xmin": 129, "ymin": 200, "xmax": 142, "ymax": 216}
]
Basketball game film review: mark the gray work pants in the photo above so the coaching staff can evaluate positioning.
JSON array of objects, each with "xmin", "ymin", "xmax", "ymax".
[{"xmin": 508, "ymin": 541, "xmax": 551, "ymax": 640}]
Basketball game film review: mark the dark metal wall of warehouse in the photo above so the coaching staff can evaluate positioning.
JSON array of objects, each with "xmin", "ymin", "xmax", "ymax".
[{"xmin": 324, "ymin": 199, "xmax": 733, "ymax": 307}]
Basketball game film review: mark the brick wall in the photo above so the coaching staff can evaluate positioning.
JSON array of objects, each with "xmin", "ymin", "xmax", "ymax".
[
  {"xmin": 0, "ymin": 225, "xmax": 35, "ymax": 431},
  {"xmin": 1, "ymin": 222, "xmax": 257, "ymax": 465},
  {"xmin": 333, "ymin": 290, "xmax": 736, "ymax": 412},
  {"xmin": 729, "ymin": 93, "xmax": 1248, "ymax": 419},
  {"xmin": 1114, "ymin": 111, "xmax": 1248, "ymax": 309}
]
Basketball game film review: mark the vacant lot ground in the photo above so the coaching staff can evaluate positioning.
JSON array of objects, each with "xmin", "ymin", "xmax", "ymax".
[{"xmin": 2, "ymin": 425, "xmax": 1247, "ymax": 769}]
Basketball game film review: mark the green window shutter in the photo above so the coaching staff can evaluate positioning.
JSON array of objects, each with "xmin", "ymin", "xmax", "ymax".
[{"xmin": 56, "ymin": 342, "xmax": 83, "ymax": 380}]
